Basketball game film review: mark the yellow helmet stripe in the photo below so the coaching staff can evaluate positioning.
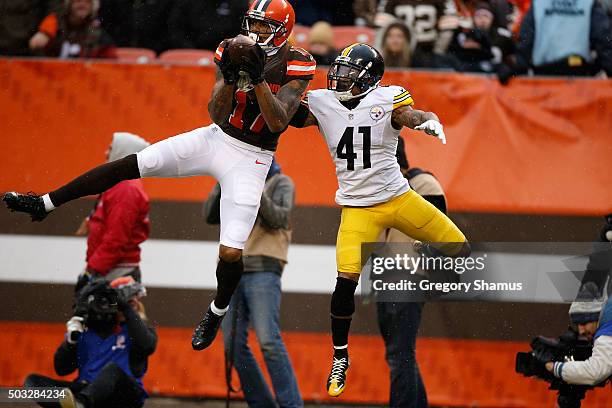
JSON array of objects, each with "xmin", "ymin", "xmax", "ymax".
[{"xmin": 341, "ymin": 43, "xmax": 359, "ymax": 57}]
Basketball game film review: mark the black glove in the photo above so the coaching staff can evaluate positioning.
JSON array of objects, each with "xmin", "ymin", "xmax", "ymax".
[
  {"xmin": 238, "ymin": 43, "xmax": 266, "ymax": 85},
  {"xmin": 216, "ymin": 45, "xmax": 238, "ymax": 85},
  {"xmin": 497, "ymin": 63, "xmax": 515, "ymax": 85}
]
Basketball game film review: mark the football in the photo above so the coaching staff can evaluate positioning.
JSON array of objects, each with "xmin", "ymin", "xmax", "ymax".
[{"xmin": 228, "ymin": 34, "xmax": 257, "ymax": 66}]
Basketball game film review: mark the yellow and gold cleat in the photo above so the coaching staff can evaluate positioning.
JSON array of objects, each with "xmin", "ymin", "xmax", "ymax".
[{"xmin": 326, "ymin": 355, "xmax": 350, "ymax": 397}]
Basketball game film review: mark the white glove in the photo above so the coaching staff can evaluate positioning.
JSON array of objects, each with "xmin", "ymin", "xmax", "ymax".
[
  {"xmin": 66, "ymin": 316, "xmax": 84, "ymax": 344},
  {"xmin": 415, "ymin": 120, "xmax": 446, "ymax": 145}
]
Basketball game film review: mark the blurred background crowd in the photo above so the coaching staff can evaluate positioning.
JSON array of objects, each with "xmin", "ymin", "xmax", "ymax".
[{"xmin": 0, "ymin": 0, "xmax": 611, "ymax": 82}]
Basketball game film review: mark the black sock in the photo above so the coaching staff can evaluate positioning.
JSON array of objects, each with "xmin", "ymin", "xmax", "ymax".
[
  {"xmin": 49, "ymin": 154, "xmax": 140, "ymax": 207},
  {"xmin": 213, "ymin": 258, "xmax": 244, "ymax": 311},
  {"xmin": 330, "ymin": 277, "xmax": 358, "ymax": 351}
]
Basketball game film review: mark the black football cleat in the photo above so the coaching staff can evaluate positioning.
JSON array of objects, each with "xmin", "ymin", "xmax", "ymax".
[
  {"xmin": 327, "ymin": 352, "xmax": 350, "ymax": 397},
  {"xmin": 191, "ymin": 306, "xmax": 224, "ymax": 351},
  {"xmin": 2, "ymin": 192, "xmax": 49, "ymax": 222}
]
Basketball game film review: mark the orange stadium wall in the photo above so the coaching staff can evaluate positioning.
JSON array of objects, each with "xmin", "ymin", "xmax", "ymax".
[
  {"xmin": 0, "ymin": 58, "xmax": 611, "ymax": 215},
  {"xmin": 1, "ymin": 59, "xmax": 612, "ymax": 407}
]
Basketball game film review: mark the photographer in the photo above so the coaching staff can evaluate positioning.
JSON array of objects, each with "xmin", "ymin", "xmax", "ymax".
[
  {"xmin": 24, "ymin": 278, "xmax": 157, "ymax": 408},
  {"xmin": 543, "ymin": 284, "xmax": 612, "ymax": 386}
]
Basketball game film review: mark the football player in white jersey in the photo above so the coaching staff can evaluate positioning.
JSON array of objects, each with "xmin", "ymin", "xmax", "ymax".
[{"xmin": 291, "ymin": 43, "xmax": 470, "ymax": 397}]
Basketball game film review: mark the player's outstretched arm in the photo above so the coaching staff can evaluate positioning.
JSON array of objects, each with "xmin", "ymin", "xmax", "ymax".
[
  {"xmin": 208, "ymin": 67, "xmax": 236, "ymax": 125},
  {"xmin": 254, "ymin": 79, "xmax": 309, "ymax": 132},
  {"xmin": 392, "ymin": 105, "xmax": 446, "ymax": 144}
]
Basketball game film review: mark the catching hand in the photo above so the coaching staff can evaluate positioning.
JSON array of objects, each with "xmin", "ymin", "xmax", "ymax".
[
  {"xmin": 238, "ymin": 44, "xmax": 266, "ymax": 85},
  {"xmin": 217, "ymin": 46, "xmax": 239, "ymax": 85}
]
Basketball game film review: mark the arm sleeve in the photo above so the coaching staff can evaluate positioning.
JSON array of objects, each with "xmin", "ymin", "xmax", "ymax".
[
  {"xmin": 558, "ymin": 335, "xmax": 612, "ymax": 385},
  {"xmin": 53, "ymin": 341, "xmax": 79, "ymax": 376},
  {"xmin": 203, "ymin": 183, "xmax": 222, "ymax": 225},
  {"xmin": 286, "ymin": 48, "xmax": 317, "ymax": 82},
  {"xmin": 258, "ymin": 177, "xmax": 295, "ymax": 230},
  {"xmin": 123, "ymin": 306, "xmax": 158, "ymax": 355},
  {"xmin": 214, "ymin": 40, "xmax": 229, "ymax": 64},
  {"xmin": 590, "ymin": 1, "xmax": 612, "ymax": 76},
  {"xmin": 393, "ymin": 87, "xmax": 414, "ymax": 110},
  {"xmin": 86, "ymin": 187, "xmax": 143, "ymax": 274},
  {"xmin": 515, "ymin": 6, "xmax": 535, "ymax": 73},
  {"xmin": 38, "ymin": 13, "xmax": 59, "ymax": 38}
]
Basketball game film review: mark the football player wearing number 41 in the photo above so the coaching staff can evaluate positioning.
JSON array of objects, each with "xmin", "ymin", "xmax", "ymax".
[
  {"xmin": 3, "ymin": 0, "xmax": 315, "ymax": 352},
  {"xmin": 290, "ymin": 43, "xmax": 471, "ymax": 398}
]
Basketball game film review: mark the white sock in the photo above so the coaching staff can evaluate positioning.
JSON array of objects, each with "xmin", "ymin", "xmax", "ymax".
[
  {"xmin": 333, "ymin": 344, "xmax": 348, "ymax": 350},
  {"xmin": 210, "ymin": 301, "xmax": 228, "ymax": 316},
  {"xmin": 42, "ymin": 194, "xmax": 55, "ymax": 212}
]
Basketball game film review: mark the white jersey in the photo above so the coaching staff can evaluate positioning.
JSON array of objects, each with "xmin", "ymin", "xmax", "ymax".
[{"xmin": 307, "ymin": 86, "xmax": 414, "ymax": 206}]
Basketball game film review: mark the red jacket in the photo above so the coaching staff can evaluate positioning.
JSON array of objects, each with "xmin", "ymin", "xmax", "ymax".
[{"xmin": 86, "ymin": 180, "xmax": 150, "ymax": 275}]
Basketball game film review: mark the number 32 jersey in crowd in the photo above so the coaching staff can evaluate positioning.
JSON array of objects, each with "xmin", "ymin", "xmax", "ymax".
[
  {"xmin": 307, "ymin": 86, "xmax": 414, "ymax": 207},
  {"xmin": 214, "ymin": 41, "xmax": 316, "ymax": 151}
]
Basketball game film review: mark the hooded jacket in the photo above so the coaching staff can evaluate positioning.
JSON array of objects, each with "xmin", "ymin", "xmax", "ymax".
[{"xmin": 86, "ymin": 133, "xmax": 150, "ymax": 275}]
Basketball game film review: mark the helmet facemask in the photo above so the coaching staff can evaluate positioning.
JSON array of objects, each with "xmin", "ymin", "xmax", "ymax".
[
  {"xmin": 327, "ymin": 57, "xmax": 380, "ymax": 102},
  {"xmin": 242, "ymin": 12, "xmax": 288, "ymax": 56}
]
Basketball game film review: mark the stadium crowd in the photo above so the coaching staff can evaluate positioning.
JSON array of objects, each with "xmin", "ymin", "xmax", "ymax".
[{"xmin": 0, "ymin": 0, "xmax": 611, "ymax": 80}]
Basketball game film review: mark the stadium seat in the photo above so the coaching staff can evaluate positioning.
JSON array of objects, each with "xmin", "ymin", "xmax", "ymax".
[
  {"xmin": 332, "ymin": 26, "xmax": 376, "ymax": 49},
  {"xmin": 158, "ymin": 49, "xmax": 216, "ymax": 66},
  {"xmin": 291, "ymin": 24, "xmax": 310, "ymax": 50},
  {"xmin": 116, "ymin": 48, "xmax": 157, "ymax": 64}
]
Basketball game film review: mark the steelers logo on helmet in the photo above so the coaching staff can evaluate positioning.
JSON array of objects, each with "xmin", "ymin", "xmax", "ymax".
[
  {"xmin": 370, "ymin": 105, "xmax": 385, "ymax": 121},
  {"xmin": 328, "ymin": 43, "xmax": 385, "ymax": 102},
  {"xmin": 242, "ymin": 0, "xmax": 295, "ymax": 56}
]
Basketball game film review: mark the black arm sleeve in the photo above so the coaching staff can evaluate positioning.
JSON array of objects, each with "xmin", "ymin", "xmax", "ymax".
[
  {"xmin": 54, "ymin": 340, "xmax": 79, "ymax": 376},
  {"xmin": 123, "ymin": 306, "xmax": 158, "ymax": 356},
  {"xmin": 289, "ymin": 101, "xmax": 310, "ymax": 128}
]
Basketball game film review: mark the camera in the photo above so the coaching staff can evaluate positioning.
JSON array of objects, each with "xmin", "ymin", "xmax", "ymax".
[{"xmin": 516, "ymin": 328, "xmax": 607, "ymax": 407}]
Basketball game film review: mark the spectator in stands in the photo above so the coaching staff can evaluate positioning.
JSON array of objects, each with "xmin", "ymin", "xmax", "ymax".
[
  {"xmin": 0, "ymin": 0, "xmax": 62, "ymax": 56},
  {"xmin": 97, "ymin": 0, "xmax": 173, "ymax": 55},
  {"xmin": 167, "ymin": 0, "xmax": 248, "ymax": 51},
  {"xmin": 204, "ymin": 159, "xmax": 302, "ymax": 408},
  {"xmin": 307, "ymin": 21, "xmax": 338, "ymax": 66},
  {"xmin": 29, "ymin": 0, "xmax": 117, "ymax": 59},
  {"xmin": 74, "ymin": 132, "xmax": 150, "ymax": 290},
  {"xmin": 454, "ymin": 0, "xmax": 514, "ymax": 29},
  {"xmin": 353, "ymin": 0, "xmax": 377, "ymax": 26},
  {"xmin": 381, "ymin": 22, "xmax": 413, "ymax": 68},
  {"xmin": 377, "ymin": 137, "xmax": 446, "ymax": 408},
  {"xmin": 24, "ymin": 278, "xmax": 156, "ymax": 408},
  {"xmin": 447, "ymin": 3, "xmax": 514, "ymax": 73},
  {"xmin": 379, "ymin": 0, "xmax": 460, "ymax": 67},
  {"xmin": 499, "ymin": 0, "xmax": 612, "ymax": 83}
]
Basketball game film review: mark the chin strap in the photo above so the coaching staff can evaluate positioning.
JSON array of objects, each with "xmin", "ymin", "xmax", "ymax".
[{"xmin": 334, "ymin": 83, "xmax": 380, "ymax": 102}]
